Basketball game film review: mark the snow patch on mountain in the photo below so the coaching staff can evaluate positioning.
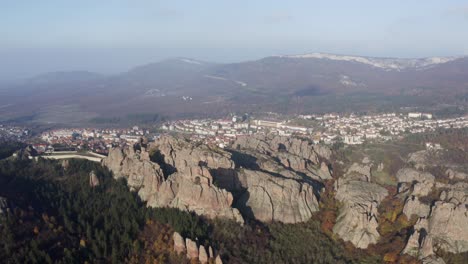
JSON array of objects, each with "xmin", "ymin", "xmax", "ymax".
[
  {"xmin": 204, "ymin": 75, "xmax": 247, "ymax": 87},
  {"xmin": 179, "ymin": 58, "xmax": 203, "ymax": 65},
  {"xmin": 278, "ymin": 53, "xmax": 462, "ymax": 71}
]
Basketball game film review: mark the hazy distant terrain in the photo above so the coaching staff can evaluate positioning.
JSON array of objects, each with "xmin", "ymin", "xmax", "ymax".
[{"xmin": 1, "ymin": 53, "xmax": 467, "ymax": 124}]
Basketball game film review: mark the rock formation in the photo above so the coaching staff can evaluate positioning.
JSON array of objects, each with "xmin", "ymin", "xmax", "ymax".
[
  {"xmin": 398, "ymin": 167, "xmax": 468, "ymax": 260},
  {"xmin": 185, "ymin": 238, "xmax": 198, "ymax": 259},
  {"xmin": 235, "ymin": 169, "xmax": 319, "ymax": 223},
  {"xmin": 173, "ymin": 232, "xmax": 221, "ymax": 263},
  {"xmin": 89, "ymin": 170, "xmax": 100, "ymax": 187},
  {"xmin": 198, "ymin": 245, "xmax": 209, "ymax": 264},
  {"xmin": 173, "ymin": 232, "xmax": 185, "ymax": 254},
  {"xmin": 333, "ymin": 180, "xmax": 388, "ymax": 248},
  {"xmin": 102, "ymin": 135, "xmax": 328, "ymax": 224},
  {"xmin": 403, "ymin": 195, "xmax": 430, "ymax": 218},
  {"xmin": 103, "ymin": 141, "xmax": 243, "ymax": 222},
  {"xmin": 233, "ymin": 134, "xmax": 332, "ymax": 180}
]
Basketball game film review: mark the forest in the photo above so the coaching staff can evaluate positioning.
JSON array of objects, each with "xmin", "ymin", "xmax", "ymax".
[{"xmin": 0, "ymin": 142, "xmax": 465, "ymax": 263}]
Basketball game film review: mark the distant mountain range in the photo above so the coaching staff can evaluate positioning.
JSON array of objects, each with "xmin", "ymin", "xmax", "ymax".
[{"xmin": 0, "ymin": 53, "xmax": 467, "ymax": 124}]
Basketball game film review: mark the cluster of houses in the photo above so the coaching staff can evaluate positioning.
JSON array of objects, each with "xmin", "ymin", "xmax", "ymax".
[
  {"xmin": 36, "ymin": 126, "xmax": 151, "ymax": 154},
  {"xmin": 161, "ymin": 112, "xmax": 468, "ymax": 146},
  {"xmin": 0, "ymin": 125, "xmax": 29, "ymax": 140}
]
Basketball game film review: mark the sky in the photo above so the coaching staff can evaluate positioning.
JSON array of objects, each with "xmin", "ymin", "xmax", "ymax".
[{"xmin": 1, "ymin": 0, "xmax": 468, "ymax": 80}]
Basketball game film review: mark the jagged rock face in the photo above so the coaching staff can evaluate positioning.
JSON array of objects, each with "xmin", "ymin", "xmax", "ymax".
[
  {"xmin": 103, "ymin": 142, "xmax": 243, "ymax": 223},
  {"xmin": 235, "ymin": 169, "xmax": 319, "ymax": 223},
  {"xmin": 333, "ymin": 180, "xmax": 388, "ymax": 249},
  {"xmin": 149, "ymin": 170, "xmax": 243, "ymax": 222},
  {"xmin": 233, "ymin": 135, "xmax": 332, "ymax": 180}
]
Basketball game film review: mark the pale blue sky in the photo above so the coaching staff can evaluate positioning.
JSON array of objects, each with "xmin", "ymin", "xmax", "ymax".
[{"xmin": 1, "ymin": 1, "xmax": 467, "ymax": 79}]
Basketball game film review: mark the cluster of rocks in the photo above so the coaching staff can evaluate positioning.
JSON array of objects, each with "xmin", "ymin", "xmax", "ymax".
[
  {"xmin": 332, "ymin": 163, "xmax": 388, "ymax": 248},
  {"xmin": 397, "ymin": 167, "xmax": 468, "ymax": 263},
  {"xmin": 233, "ymin": 134, "xmax": 332, "ymax": 180},
  {"xmin": 103, "ymin": 138, "xmax": 243, "ymax": 222},
  {"xmin": 102, "ymin": 135, "xmax": 331, "ymax": 224},
  {"xmin": 173, "ymin": 232, "xmax": 222, "ymax": 264}
]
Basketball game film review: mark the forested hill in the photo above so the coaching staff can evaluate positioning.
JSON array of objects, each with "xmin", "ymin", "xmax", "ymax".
[{"xmin": 0, "ymin": 147, "xmax": 379, "ymax": 263}]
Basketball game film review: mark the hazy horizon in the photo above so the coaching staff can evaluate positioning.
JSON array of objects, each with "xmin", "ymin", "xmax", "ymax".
[{"xmin": 2, "ymin": 0, "xmax": 468, "ymax": 80}]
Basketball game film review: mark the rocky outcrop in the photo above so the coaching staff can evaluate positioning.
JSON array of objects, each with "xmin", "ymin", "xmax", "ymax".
[
  {"xmin": 428, "ymin": 200, "xmax": 468, "ymax": 253},
  {"xmin": 173, "ymin": 232, "xmax": 185, "ymax": 254},
  {"xmin": 89, "ymin": 171, "xmax": 100, "ymax": 187},
  {"xmin": 198, "ymin": 245, "xmax": 208, "ymax": 264},
  {"xmin": 103, "ymin": 141, "xmax": 243, "ymax": 223},
  {"xmin": 333, "ymin": 173, "xmax": 388, "ymax": 249},
  {"xmin": 186, "ymin": 238, "xmax": 198, "ymax": 259},
  {"xmin": 396, "ymin": 168, "xmax": 435, "ymax": 197},
  {"xmin": 445, "ymin": 169, "xmax": 468, "ymax": 180},
  {"xmin": 215, "ymin": 255, "xmax": 223, "ymax": 264},
  {"xmin": 103, "ymin": 135, "xmax": 325, "ymax": 224},
  {"xmin": 102, "ymin": 145, "xmax": 165, "ymax": 197},
  {"xmin": 150, "ymin": 135, "xmax": 234, "ymax": 175},
  {"xmin": 235, "ymin": 169, "xmax": 319, "ymax": 223},
  {"xmin": 400, "ymin": 167, "xmax": 468, "ymax": 260},
  {"xmin": 174, "ymin": 233, "xmax": 221, "ymax": 263},
  {"xmin": 14, "ymin": 146, "xmax": 37, "ymax": 160},
  {"xmin": 149, "ymin": 169, "xmax": 243, "ymax": 222},
  {"xmin": 403, "ymin": 195, "xmax": 431, "ymax": 218},
  {"xmin": 233, "ymin": 135, "xmax": 332, "ymax": 180}
]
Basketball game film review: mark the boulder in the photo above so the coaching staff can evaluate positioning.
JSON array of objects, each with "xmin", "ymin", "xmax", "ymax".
[
  {"xmin": 173, "ymin": 232, "xmax": 185, "ymax": 254},
  {"xmin": 89, "ymin": 170, "xmax": 100, "ymax": 187},
  {"xmin": 208, "ymin": 246, "xmax": 213, "ymax": 258},
  {"xmin": 199, "ymin": 245, "xmax": 208, "ymax": 264},
  {"xmin": 403, "ymin": 195, "xmax": 430, "ymax": 218},
  {"xmin": 61, "ymin": 160, "xmax": 70, "ymax": 170},
  {"xmin": 185, "ymin": 238, "xmax": 198, "ymax": 259},
  {"xmin": 0, "ymin": 197, "xmax": 7, "ymax": 215},
  {"xmin": 333, "ymin": 180, "xmax": 388, "ymax": 248},
  {"xmin": 215, "ymin": 255, "xmax": 223, "ymax": 264}
]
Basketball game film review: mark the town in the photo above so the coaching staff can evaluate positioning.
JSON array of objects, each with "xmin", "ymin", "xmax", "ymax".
[{"xmin": 1, "ymin": 112, "xmax": 467, "ymax": 156}]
